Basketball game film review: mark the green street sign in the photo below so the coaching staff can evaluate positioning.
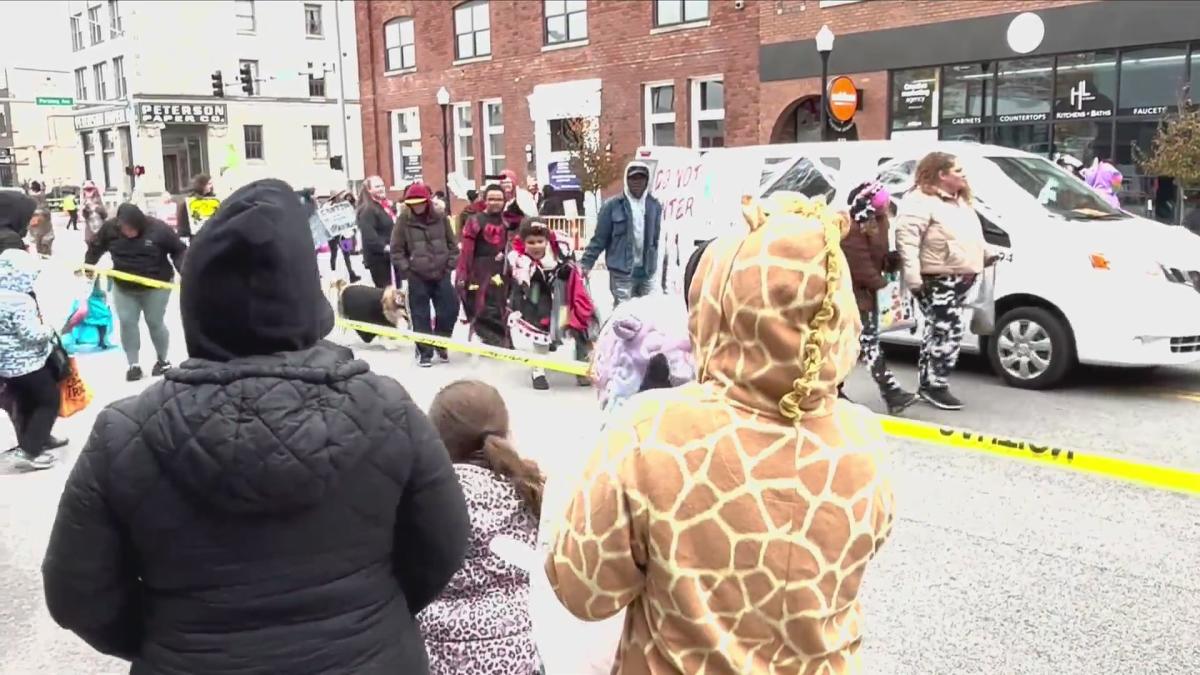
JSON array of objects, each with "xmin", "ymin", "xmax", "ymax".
[{"xmin": 36, "ymin": 97, "xmax": 74, "ymax": 106}]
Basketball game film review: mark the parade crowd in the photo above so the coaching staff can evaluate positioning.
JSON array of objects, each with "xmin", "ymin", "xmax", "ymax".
[{"xmin": 0, "ymin": 148, "xmax": 1113, "ymax": 673}]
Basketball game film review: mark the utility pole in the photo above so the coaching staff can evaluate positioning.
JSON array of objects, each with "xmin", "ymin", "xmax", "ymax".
[{"xmin": 333, "ymin": 0, "xmax": 351, "ymax": 191}]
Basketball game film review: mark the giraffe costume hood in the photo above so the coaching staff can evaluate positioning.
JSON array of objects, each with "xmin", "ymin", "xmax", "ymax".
[{"xmin": 547, "ymin": 192, "xmax": 894, "ymax": 674}]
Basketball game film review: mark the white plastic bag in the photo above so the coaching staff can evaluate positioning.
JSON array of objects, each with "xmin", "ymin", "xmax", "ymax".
[{"xmin": 966, "ymin": 266, "xmax": 997, "ymax": 335}]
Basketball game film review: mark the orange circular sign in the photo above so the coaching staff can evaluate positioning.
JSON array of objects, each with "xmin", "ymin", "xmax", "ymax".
[{"xmin": 827, "ymin": 75, "xmax": 858, "ymax": 123}]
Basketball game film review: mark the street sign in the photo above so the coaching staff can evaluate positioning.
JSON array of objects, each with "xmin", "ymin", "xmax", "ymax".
[{"xmin": 36, "ymin": 97, "xmax": 74, "ymax": 106}]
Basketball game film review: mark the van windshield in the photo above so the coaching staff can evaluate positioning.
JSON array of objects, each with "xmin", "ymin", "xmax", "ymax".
[{"xmin": 986, "ymin": 156, "xmax": 1128, "ymax": 221}]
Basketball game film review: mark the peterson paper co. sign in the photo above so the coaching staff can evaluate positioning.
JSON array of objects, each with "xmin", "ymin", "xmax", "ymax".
[
  {"xmin": 138, "ymin": 102, "xmax": 227, "ymax": 125},
  {"xmin": 74, "ymin": 107, "xmax": 131, "ymax": 131}
]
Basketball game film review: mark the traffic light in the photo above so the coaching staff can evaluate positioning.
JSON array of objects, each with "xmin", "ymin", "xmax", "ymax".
[
  {"xmin": 239, "ymin": 64, "xmax": 254, "ymax": 95},
  {"xmin": 211, "ymin": 71, "xmax": 224, "ymax": 98},
  {"xmin": 135, "ymin": 165, "xmax": 145, "ymax": 176},
  {"xmin": 329, "ymin": 155, "xmax": 343, "ymax": 171}
]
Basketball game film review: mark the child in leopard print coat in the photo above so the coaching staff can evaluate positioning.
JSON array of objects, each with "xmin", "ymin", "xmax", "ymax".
[{"xmin": 421, "ymin": 380, "xmax": 543, "ymax": 675}]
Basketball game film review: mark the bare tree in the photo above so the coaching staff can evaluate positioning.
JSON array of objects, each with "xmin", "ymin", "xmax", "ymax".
[
  {"xmin": 1138, "ymin": 86, "xmax": 1199, "ymax": 225},
  {"xmin": 562, "ymin": 117, "xmax": 622, "ymax": 204}
]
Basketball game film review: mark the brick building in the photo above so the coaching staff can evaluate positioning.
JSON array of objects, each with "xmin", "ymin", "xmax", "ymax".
[{"xmin": 357, "ymin": 0, "xmax": 1200, "ymax": 219}]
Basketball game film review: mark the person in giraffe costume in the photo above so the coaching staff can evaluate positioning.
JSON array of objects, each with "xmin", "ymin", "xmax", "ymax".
[{"xmin": 546, "ymin": 191, "xmax": 895, "ymax": 674}]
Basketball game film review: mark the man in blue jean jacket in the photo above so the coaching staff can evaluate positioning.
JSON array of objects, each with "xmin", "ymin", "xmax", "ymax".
[{"xmin": 580, "ymin": 162, "xmax": 662, "ymax": 306}]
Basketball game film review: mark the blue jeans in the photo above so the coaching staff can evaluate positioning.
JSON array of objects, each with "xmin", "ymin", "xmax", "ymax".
[{"xmin": 609, "ymin": 272, "xmax": 654, "ymax": 307}]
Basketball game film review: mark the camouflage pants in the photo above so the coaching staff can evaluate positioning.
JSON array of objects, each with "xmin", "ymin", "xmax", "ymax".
[
  {"xmin": 859, "ymin": 309, "xmax": 901, "ymax": 395},
  {"xmin": 915, "ymin": 274, "xmax": 973, "ymax": 390}
]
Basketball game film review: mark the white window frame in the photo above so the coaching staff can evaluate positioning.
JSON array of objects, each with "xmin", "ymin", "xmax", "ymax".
[
  {"xmin": 113, "ymin": 56, "xmax": 126, "ymax": 98},
  {"xmin": 93, "ymin": 62, "xmax": 109, "ymax": 100},
  {"xmin": 390, "ymin": 107, "xmax": 422, "ymax": 187},
  {"xmin": 653, "ymin": 0, "xmax": 708, "ymax": 28},
  {"xmin": 384, "ymin": 17, "xmax": 416, "ymax": 72},
  {"xmin": 87, "ymin": 6, "xmax": 104, "ymax": 45},
  {"xmin": 452, "ymin": 102, "xmax": 475, "ymax": 183},
  {"xmin": 819, "ymin": 0, "xmax": 863, "ymax": 7},
  {"xmin": 70, "ymin": 14, "xmax": 83, "ymax": 51},
  {"xmin": 311, "ymin": 125, "xmax": 330, "ymax": 161},
  {"xmin": 108, "ymin": 0, "xmax": 123, "ymax": 37},
  {"xmin": 235, "ymin": 0, "xmax": 256, "ymax": 33},
  {"xmin": 643, "ymin": 81, "xmax": 676, "ymax": 146},
  {"xmin": 453, "ymin": 0, "xmax": 491, "ymax": 61},
  {"xmin": 308, "ymin": 74, "xmax": 326, "ymax": 97},
  {"xmin": 690, "ymin": 75, "xmax": 725, "ymax": 148},
  {"xmin": 304, "ymin": 3, "xmax": 324, "ymax": 37},
  {"xmin": 81, "ymin": 131, "xmax": 95, "ymax": 181},
  {"xmin": 99, "ymin": 129, "xmax": 115, "ymax": 190},
  {"xmin": 74, "ymin": 67, "xmax": 88, "ymax": 101},
  {"xmin": 544, "ymin": 0, "xmax": 587, "ymax": 46},
  {"xmin": 481, "ymin": 98, "xmax": 504, "ymax": 177}
]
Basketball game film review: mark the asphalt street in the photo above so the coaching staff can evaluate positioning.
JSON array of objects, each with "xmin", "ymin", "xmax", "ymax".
[{"xmin": 1, "ymin": 225, "xmax": 1197, "ymax": 674}]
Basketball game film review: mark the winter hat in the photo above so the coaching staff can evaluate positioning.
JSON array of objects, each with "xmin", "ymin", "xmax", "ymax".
[
  {"xmin": 403, "ymin": 182, "xmax": 432, "ymax": 206},
  {"xmin": 846, "ymin": 181, "xmax": 891, "ymax": 223},
  {"xmin": 591, "ymin": 294, "xmax": 696, "ymax": 416},
  {"xmin": 180, "ymin": 178, "xmax": 334, "ymax": 361}
]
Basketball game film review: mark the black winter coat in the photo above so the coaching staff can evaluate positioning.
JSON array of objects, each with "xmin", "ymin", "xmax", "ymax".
[
  {"xmin": 42, "ymin": 343, "xmax": 471, "ymax": 675},
  {"xmin": 390, "ymin": 206, "xmax": 458, "ymax": 282},
  {"xmin": 357, "ymin": 200, "xmax": 396, "ymax": 268},
  {"xmin": 84, "ymin": 217, "xmax": 187, "ymax": 288}
]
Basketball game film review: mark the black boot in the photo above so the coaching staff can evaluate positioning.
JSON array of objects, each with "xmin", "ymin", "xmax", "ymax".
[{"xmin": 883, "ymin": 389, "xmax": 919, "ymax": 415}]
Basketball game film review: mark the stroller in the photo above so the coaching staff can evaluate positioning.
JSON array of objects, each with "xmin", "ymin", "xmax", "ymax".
[{"xmin": 61, "ymin": 277, "xmax": 117, "ymax": 353}]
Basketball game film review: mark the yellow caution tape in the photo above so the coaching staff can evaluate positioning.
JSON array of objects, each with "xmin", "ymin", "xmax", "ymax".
[
  {"xmin": 63, "ymin": 263, "xmax": 1200, "ymax": 497},
  {"xmin": 880, "ymin": 416, "xmax": 1200, "ymax": 497}
]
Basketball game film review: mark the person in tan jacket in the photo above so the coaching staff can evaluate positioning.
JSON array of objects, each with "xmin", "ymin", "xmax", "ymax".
[
  {"xmin": 894, "ymin": 151, "xmax": 989, "ymax": 411},
  {"xmin": 546, "ymin": 192, "xmax": 895, "ymax": 675}
]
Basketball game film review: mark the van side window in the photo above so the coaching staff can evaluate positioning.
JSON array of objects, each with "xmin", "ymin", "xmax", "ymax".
[
  {"xmin": 977, "ymin": 211, "xmax": 1011, "ymax": 248},
  {"xmin": 820, "ymin": 157, "xmax": 842, "ymax": 170},
  {"xmin": 877, "ymin": 159, "xmax": 916, "ymax": 194},
  {"xmin": 761, "ymin": 158, "xmax": 836, "ymax": 202}
]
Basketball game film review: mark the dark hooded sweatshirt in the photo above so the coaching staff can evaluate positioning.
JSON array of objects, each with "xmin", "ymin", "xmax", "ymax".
[
  {"xmin": 84, "ymin": 204, "xmax": 187, "ymax": 289},
  {"xmin": 42, "ymin": 179, "xmax": 471, "ymax": 675},
  {"xmin": 0, "ymin": 191, "xmax": 35, "ymax": 254}
]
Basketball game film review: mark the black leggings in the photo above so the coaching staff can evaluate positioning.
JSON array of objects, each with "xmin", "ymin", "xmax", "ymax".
[
  {"xmin": 7, "ymin": 364, "xmax": 60, "ymax": 457},
  {"xmin": 367, "ymin": 260, "xmax": 398, "ymax": 289},
  {"xmin": 328, "ymin": 237, "xmax": 355, "ymax": 274}
]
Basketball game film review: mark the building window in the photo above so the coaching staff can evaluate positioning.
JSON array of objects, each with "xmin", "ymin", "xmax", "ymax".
[
  {"xmin": 384, "ymin": 17, "xmax": 415, "ymax": 71},
  {"xmin": 70, "ymin": 14, "xmax": 83, "ymax": 51},
  {"xmin": 892, "ymin": 67, "xmax": 940, "ymax": 130},
  {"xmin": 308, "ymin": 74, "xmax": 326, "ymax": 97},
  {"xmin": 108, "ymin": 0, "xmax": 122, "ymax": 36},
  {"xmin": 1053, "ymin": 51, "xmax": 1116, "ymax": 122},
  {"xmin": 93, "ymin": 63, "xmax": 109, "ymax": 100},
  {"xmin": 391, "ymin": 108, "xmax": 422, "ymax": 184},
  {"xmin": 81, "ymin": 131, "xmax": 95, "ymax": 181},
  {"xmin": 549, "ymin": 118, "xmax": 579, "ymax": 153},
  {"xmin": 100, "ymin": 129, "xmax": 115, "ymax": 189},
  {"xmin": 244, "ymin": 125, "xmax": 264, "ymax": 160},
  {"xmin": 239, "ymin": 59, "xmax": 259, "ymax": 96},
  {"xmin": 644, "ymin": 83, "xmax": 676, "ymax": 146},
  {"xmin": 654, "ymin": 0, "xmax": 707, "ymax": 27},
  {"xmin": 941, "ymin": 63, "xmax": 990, "ymax": 127},
  {"xmin": 482, "ymin": 100, "xmax": 504, "ymax": 176},
  {"xmin": 74, "ymin": 67, "xmax": 88, "ymax": 101},
  {"xmin": 113, "ymin": 56, "xmax": 127, "ymax": 98},
  {"xmin": 453, "ymin": 103, "xmax": 475, "ymax": 181},
  {"xmin": 304, "ymin": 3, "xmax": 324, "ymax": 37},
  {"xmin": 1119, "ymin": 45, "xmax": 1188, "ymax": 116},
  {"xmin": 235, "ymin": 0, "xmax": 256, "ymax": 33},
  {"xmin": 545, "ymin": 0, "xmax": 587, "ymax": 45},
  {"xmin": 819, "ymin": 0, "xmax": 863, "ymax": 6},
  {"xmin": 88, "ymin": 6, "xmax": 104, "ymax": 44},
  {"xmin": 691, "ymin": 77, "xmax": 724, "ymax": 148},
  {"xmin": 0, "ymin": 113, "xmax": 8, "ymax": 135},
  {"xmin": 994, "ymin": 56, "xmax": 1053, "ymax": 123},
  {"xmin": 454, "ymin": 1, "xmax": 491, "ymax": 60},
  {"xmin": 311, "ymin": 125, "xmax": 330, "ymax": 160}
]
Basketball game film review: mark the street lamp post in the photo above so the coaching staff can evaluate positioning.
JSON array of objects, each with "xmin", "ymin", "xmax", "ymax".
[
  {"xmin": 815, "ymin": 25, "xmax": 835, "ymax": 142},
  {"xmin": 436, "ymin": 86, "xmax": 450, "ymax": 195}
]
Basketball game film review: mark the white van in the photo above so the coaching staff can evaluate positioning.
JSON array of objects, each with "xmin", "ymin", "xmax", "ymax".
[{"xmin": 643, "ymin": 141, "xmax": 1200, "ymax": 389}]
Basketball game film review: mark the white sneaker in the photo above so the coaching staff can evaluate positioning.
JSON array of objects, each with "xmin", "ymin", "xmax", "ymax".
[{"xmin": 9, "ymin": 449, "xmax": 56, "ymax": 471}]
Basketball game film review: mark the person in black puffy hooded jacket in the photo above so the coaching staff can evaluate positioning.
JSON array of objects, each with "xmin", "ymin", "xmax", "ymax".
[{"xmin": 41, "ymin": 178, "xmax": 471, "ymax": 675}]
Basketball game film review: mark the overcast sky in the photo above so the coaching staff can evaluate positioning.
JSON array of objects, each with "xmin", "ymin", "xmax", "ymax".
[{"xmin": 0, "ymin": 1, "xmax": 71, "ymax": 72}]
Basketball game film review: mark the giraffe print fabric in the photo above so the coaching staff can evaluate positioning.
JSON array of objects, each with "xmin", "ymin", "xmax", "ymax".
[{"xmin": 546, "ymin": 193, "xmax": 896, "ymax": 674}]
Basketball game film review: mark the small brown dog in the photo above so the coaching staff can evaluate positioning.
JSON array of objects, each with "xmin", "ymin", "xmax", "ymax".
[{"xmin": 332, "ymin": 279, "xmax": 411, "ymax": 343}]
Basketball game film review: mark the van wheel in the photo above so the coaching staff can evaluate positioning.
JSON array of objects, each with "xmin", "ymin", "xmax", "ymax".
[{"xmin": 987, "ymin": 307, "xmax": 1074, "ymax": 390}]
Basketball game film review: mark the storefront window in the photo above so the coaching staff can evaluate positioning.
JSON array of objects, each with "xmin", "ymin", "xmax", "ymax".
[
  {"xmin": 891, "ymin": 67, "xmax": 939, "ymax": 130},
  {"xmin": 1118, "ymin": 45, "xmax": 1187, "ymax": 116},
  {"xmin": 940, "ymin": 125, "xmax": 988, "ymax": 143},
  {"xmin": 995, "ymin": 56, "xmax": 1053, "ymax": 123},
  {"xmin": 1116, "ymin": 120, "xmax": 1178, "ymax": 222},
  {"xmin": 1053, "ymin": 51, "xmax": 1116, "ymax": 121},
  {"xmin": 1191, "ymin": 47, "xmax": 1199, "ymax": 102},
  {"xmin": 942, "ymin": 62, "xmax": 991, "ymax": 125},
  {"xmin": 1053, "ymin": 120, "xmax": 1111, "ymax": 165},
  {"xmin": 993, "ymin": 123, "xmax": 1050, "ymax": 155}
]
